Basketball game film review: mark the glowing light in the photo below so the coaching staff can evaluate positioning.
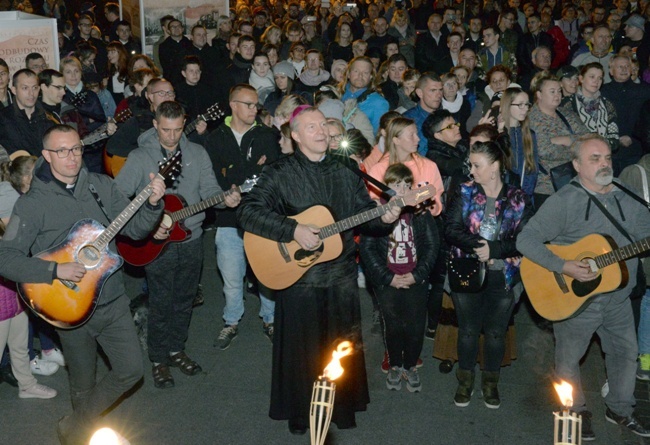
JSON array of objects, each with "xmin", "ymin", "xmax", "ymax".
[
  {"xmin": 553, "ymin": 380, "xmax": 573, "ymax": 408},
  {"xmin": 89, "ymin": 428, "xmax": 121, "ymax": 445},
  {"xmin": 321, "ymin": 341, "xmax": 353, "ymax": 381}
]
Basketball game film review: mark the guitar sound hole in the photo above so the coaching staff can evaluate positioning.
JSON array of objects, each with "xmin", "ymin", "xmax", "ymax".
[
  {"xmin": 571, "ymin": 275, "xmax": 602, "ymax": 298},
  {"xmin": 78, "ymin": 245, "xmax": 101, "ymax": 268}
]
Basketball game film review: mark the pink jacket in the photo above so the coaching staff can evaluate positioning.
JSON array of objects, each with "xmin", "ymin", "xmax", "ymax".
[{"xmin": 0, "ymin": 279, "xmax": 23, "ymax": 322}]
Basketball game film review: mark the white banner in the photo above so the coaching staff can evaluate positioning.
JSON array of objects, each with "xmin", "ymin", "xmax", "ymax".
[{"xmin": 0, "ymin": 12, "xmax": 59, "ymax": 73}]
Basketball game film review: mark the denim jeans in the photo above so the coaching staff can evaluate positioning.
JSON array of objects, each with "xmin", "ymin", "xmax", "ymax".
[
  {"xmin": 215, "ymin": 227, "xmax": 274, "ymax": 325},
  {"xmin": 554, "ymin": 294, "xmax": 637, "ymax": 417},
  {"xmin": 452, "ymin": 270, "xmax": 515, "ymax": 372},
  {"xmin": 638, "ymin": 288, "xmax": 650, "ymax": 355},
  {"xmin": 28, "ymin": 313, "xmax": 57, "ymax": 360}
]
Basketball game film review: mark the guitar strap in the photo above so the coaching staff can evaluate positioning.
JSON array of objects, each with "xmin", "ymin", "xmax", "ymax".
[
  {"xmin": 88, "ymin": 183, "xmax": 112, "ymax": 223},
  {"xmin": 571, "ymin": 182, "xmax": 634, "ymax": 243},
  {"xmin": 331, "ymin": 154, "xmax": 396, "ymax": 199},
  {"xmin": 613, "ymin": 180, "xmax": 650, "ymax": 211}
]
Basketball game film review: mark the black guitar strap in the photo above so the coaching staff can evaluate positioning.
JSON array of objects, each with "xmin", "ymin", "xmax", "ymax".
[
  {"xmin": 330, "ymin": 154, "xmax": 396, "ymax": 199},
  {"xmin": 571, "ymin": 182, "xmax": 633, "ymax": 243},
  {"xmin": 88, "ymin": 183, "xmax": 112, "ymax": 223},
  {"xmin": 613, "ymin": 181, "xmax": 650, "ymax": 211}
]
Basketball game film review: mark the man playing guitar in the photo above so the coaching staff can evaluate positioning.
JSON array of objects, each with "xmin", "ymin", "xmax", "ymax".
[{"xmin": 517, "ymin": 134, "xmax": 650, "ymax": 441}]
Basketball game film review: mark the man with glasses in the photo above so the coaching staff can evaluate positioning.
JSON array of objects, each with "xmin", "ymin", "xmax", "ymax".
[
  {"xmin": 205, "ymin": 84, "xmax": 280, "ymax": 350},
  {"xmin": 25, "ymin": 53, "xmax": 47, "ymax": 75},
  {"xmin": 106, "ymin": 78, "xmax": 206, "ymax": 169},
  {"xmin": 73, "ymin": 14, "xmax": 107, "ymax": 77},
  {"xmin": 159, "ymin": 19, "xmax": 192, "ymax": 88},
  {"xmin": 0, "ymin": 69, "xmax": 56, "ymax": 156},
  {"xmin": 0, "ymin": 124, "xmax": 165, "ymax": 444},
  {"xmin": 116, "ymin": 100, "xmax": 240, "ymax": 389}
]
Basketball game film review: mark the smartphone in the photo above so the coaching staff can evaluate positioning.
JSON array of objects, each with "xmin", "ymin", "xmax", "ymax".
[{"xmin": 342, "ymin": 3, "xmax": 357, "ymax": 12}]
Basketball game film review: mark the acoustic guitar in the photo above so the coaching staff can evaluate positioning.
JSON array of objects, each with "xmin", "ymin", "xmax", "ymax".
[
  {"xmin": 17, "ymin": 152, "xmax": 182, "ymax": 329},
  {"xmin": 116, "ymin": 177, "xmax": 258, "ymax": 266},
  {"xmin": 243, "ymin": 185, "xmax": 436, "ymax": 290},
  {"xmin": 520, "ymin": 233, "xmax": 650, "ymax": 321},
  {"xmin": 83, "ymin": 108, "xmax": 132, "ymax": 147},
  {"xmin": 103, "ymin": 102, "xmax": 224, "ymax": 178}
]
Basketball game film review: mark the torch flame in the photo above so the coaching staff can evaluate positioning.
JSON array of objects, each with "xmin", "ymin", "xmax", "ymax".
[
  {"xmin": 553, "ymin": 380, "xmax": 574, "ymax": 408},
  {"xmin": 321, "ymin": 341, "xmax": 354, "ymax": 381}
]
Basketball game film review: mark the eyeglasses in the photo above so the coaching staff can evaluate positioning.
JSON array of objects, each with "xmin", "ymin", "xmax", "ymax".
[
  {"xmin": 437, "ymin": 122, "xmax": 460, "ymax": 132},
  {"xmin": 45, "ymin": 146, "xmax": 84, "ymax": 158},
  {"xmin": 232, "ymin": 100, "xmax": 258, "ymax": 109},
  {"xmin": 151, "ymin": 90, "xmax": 175, "ymax": 98},
  {"xmin": 511, "ymin": 102, "xmax": 532, "ymax": 109},
  {"xmin": 30, "ymin": 64, "xmax": 47, "ymax": 70}
]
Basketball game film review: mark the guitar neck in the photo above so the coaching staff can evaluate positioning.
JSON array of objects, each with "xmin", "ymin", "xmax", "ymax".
[
  {"xmin": 169, "ymin": 186, "xmax": 242, "ymax": 222},
  {"xmin": 94, "ymin": 182, "xmax": 156, "ymax": 249},
  {"xmin": 318, "ymin": 199, "xmax": 405, "ymax": 240},
  {"xmin": 596, "ymin": 236, "xmax": 650, "ymax": 269},
  {"xmin": 184, "ymin": 115, "xmax": 203, "ymax": 135},
  {"xmin": 82, "ymin": 124, "xmax": 108, "ymax": 146}
]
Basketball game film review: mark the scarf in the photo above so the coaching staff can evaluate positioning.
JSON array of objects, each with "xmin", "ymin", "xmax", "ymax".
[
  {"xmin": 249, "ymin": 70, "xmax": 276, "ymax": 104},
  {"xmin": 442, "ymin": 92, "xmax": 463, "ymax": 113},
  {"xmin": 394, "ymin": 23, "xmax": 408, "ymax": 38},
  {"xmin": 574, "ymin": 88, "xmax": 609, "ymax": 136},
  {"xmin": 299, "ymin": 69, "xmax": 331, "ymax": 86}
]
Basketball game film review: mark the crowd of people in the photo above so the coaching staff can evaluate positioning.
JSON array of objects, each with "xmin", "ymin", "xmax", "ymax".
[{"xmin": 2, "ymin": 0, "xmax": 650, "ymax": 443}]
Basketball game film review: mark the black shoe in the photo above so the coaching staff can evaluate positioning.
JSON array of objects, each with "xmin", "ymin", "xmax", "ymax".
[
  {"xmin": 288, "ymin": 420, "xmax": 307, "ymax": 435},
  {"xmin": 152, "ymin": 364, "xmax": 175, "ymax": 389},
  {"xmin": 425, "ymin": 328, "xmax": 436, "ymax": 340},
  {"xmin": 577, "ymin": 410, "xmax": 595, "ymax": 441},
  {"xmin": 605, "ymin": 407, "xmax": 650, "ymax": 437},
  {"xmin": 0, "ymin": 364, "xmax": 18, "ymax": 387}
]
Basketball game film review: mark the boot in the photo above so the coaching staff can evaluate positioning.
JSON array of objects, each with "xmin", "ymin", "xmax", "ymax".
[
  {"xmin": 482, "ymin": 371, "xmax": 501, "ymax": 409},
  {"xmin": 454, "ymin": 368, "xmax": 475, "ymax": 407}
]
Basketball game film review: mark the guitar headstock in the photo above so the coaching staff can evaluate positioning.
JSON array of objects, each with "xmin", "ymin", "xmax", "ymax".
[
  {"xmin": 402, "ymin": 184, "xmax": 436, "ymax": 207},
  {"xmin": 114, "ymin": 108, "xmax": 133, "ymax": 123},
  {"xmin": 202, "ymin": 103, "xmax": 225, "ymax": 123},
  {"xmin": 157, "ymin": 151, "xmax": 182, "ymax": 183},
  {"xmin": 240, "ymin": 176, "xmax": 259, "ymax": 193}
]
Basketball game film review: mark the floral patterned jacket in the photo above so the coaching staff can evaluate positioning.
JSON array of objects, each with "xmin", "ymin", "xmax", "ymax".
[{"xmin": 444, "ymin": 181, "xmax": 532, "ymax": 290}]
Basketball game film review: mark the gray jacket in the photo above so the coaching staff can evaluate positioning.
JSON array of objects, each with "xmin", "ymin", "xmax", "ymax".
[
  {"xmin": 0, "ymin": 157, "xmax": 163, "ymax": 304},
  {"xmin": 517, "ymin": 178, "xmax": 650, "ymax": 301},
  {"xmin": 115, "ymin": 127, "xmax": 224, "ymax": 241}
]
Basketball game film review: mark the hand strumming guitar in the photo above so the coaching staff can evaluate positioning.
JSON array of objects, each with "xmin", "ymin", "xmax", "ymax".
[
  {"xmin": 57, "ymin": 262, "xmax": 87, "ymax": 282},
  {"xmin": 294, "ymin": 224, "xmax": 321, "ymax": 251},
  {"xmin": 562, "ymin": 260, "xmax": 598, "ymax": 282}
]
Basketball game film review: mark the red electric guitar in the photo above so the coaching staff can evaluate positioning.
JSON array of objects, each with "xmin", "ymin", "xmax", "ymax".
[{"xmin": 116, "ymin": 178, "xmax": 258, "ymax": 266}]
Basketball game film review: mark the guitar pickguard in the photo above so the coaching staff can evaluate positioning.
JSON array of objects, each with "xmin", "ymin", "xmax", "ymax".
[
  {"xmin": 294, "ymin": 245, "xmax": 324, "ymax": 267},
  {"xmin": 571, "ymin": 275, "xmax": 602, "ymax": 297}
]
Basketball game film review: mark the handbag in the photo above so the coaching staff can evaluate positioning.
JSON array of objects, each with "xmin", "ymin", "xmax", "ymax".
[{"xmin": 448, "ymin": 257, "xmax": 486, "ymax": 293}]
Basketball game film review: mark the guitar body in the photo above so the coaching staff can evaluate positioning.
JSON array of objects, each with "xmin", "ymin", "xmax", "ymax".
[
  {"xmin": 116, "ymin": 194, "xmax": 191, "ymax": 266},
  {"xmin": 17, "ymin": 219, "xmax": 124, "ymax": 329},
  {"xmin": 103, "ymin": 152, "xmax": 127, "ymax": 178},
  {"xmin": 244, "ymin": 205, "xmax": 343, "ymax": 290},
  {"xmin": 521, "ymin": 234, "xmax": 625, "ymax": 321}
]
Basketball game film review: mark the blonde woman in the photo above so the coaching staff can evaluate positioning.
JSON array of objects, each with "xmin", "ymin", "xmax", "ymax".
[{"xmin": 367, "ymin": 116, "xmax": 444, "ymax": 216}]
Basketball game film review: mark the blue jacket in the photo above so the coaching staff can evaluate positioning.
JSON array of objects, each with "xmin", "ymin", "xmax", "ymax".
[
  {"xmin": 341, "ymin": 84, "xmax": 389, "ymax": 136},
  {"xmin": 403, "ymin": 103, "xmax": 431, "ymax": 156},
  {"xmin": 508, "ymin": 126, "xmax": 539, "ymax": 198}
]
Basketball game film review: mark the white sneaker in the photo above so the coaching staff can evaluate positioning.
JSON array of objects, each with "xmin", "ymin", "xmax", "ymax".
[
  {"xmin": 31, "ymin": 358, "xmax": 59, "ymax": 376},
  {"xmin": 357, "ymin": 271, "xmax": 366, "ymax": 288},
  {"xmin": 41, "ymin": 348, "xmax": 66, "ymax": 367},
  {"xmin": 19, "ymin": 383, "xmax": 57, "ymax": 399}
]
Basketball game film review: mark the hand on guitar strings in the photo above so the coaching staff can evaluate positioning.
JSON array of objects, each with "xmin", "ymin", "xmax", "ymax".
[
  {"xmin": 153, "ymin": 220, "xmax": 171, "ymax": 240},
  {"xmin": 380, "ymin": 199, "xmax": 403, "ymax": 224},
  {"xmin": 294, "ymin": 223, "xmax": 321, "ymax": 250},
  {"xmin": 224, "ymin": 185, "xmax": 242, "ymax": 208},
  {"xmin": 106, "ymin": 121, "xmax": 117, "ymax": 136},
  {"xmin": 148, "ymin": 173, "xmax": 166, "ymax": 206},
  {"xmin": 562, "ymin": 260, "xmax": 599, "ymax": 282},
  {"xmin": 196, "ymin": 120, "xmax": 208, "ymax": 135},
  {"xmin": 57, "ymin": 262, "xmax": 87, "ymax": 282}
]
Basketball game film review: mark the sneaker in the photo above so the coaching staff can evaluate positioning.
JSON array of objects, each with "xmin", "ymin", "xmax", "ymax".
[
  {"xmin": 403, "ymin": 366, "xmax": 422, "ymax": 393},
  {"xmin": 19, "ymin": 383, "xmax": 57, "ymax": 399},
  {"xmin": 638, "ymin": 354, "xmax": 650, "ymax": 381},
  {"xmin": 577, "ymin": 410, "xmax": 595, "ymax": 441},
  {"xmin": 605, "ymin": 407, "xmax": 650, "ymax": 437},
  {"xmin": 386, "ymin": 366, "xmax": 402, "ymax": 391},
  {"xmin": 263, "ymin": 323, "xmax": 274, "ymax": 343},
  {"xmin": 41, "ymin": 348, "xmax": 66, "ymax": 367},
  {"xmin": 425, "ymin": 328, "xmax": 436, "ymax": 340},
  {"xmin": 215, "ymin": 325, "xmax": 238, "ymax": 350},
  {"xmin": 381, "ymin": 351, "xmax": 390, "ymax": 374},
  {"xmin": 30, "ymin": 358, "xmax": 59, "ymax": 376}
]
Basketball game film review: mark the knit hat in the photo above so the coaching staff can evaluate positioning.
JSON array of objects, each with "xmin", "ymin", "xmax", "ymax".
[
  {"xmin": 273, "ymin": 61, "xmax": 295, "ymax": 80},
  {"xmin": 318, "ymin": 98, "xmax": 344, "ymax": 121},
  {"xmin": 330, "ymin": 59, "xmax": 348, "ymax": 73},
  {"xmin": 625, "ymin": 14, "xmax": 646, "ymax": 31}
]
